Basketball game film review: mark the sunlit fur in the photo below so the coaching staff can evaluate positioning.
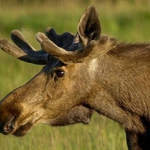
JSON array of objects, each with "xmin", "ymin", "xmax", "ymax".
[{"xmin": 0, "ymin": 5, "xmax": 150, "ymax": 150}]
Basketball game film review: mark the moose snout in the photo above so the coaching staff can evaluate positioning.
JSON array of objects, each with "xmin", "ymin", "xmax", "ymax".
[{"xmin": 0, "ymin": 113, "xmax": 15, "ymax": 135}]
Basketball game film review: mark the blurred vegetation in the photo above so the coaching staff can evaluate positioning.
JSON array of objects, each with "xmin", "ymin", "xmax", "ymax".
[
  {"xmin": 0, "ymin": 0, "xmax": 150, "ymax": 150},
  {"xmin": 0, "ymin": 0, "xmax": 150, "ymax": 42}
]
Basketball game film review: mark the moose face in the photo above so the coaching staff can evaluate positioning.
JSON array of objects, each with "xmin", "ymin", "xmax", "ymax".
[
  {"xmin": 0, "ymin": 60, "xmax": 84, "ymax": 136},
  {"xmin": 0, "ymin": 6, "xmax": 117, "ymax": 136}
]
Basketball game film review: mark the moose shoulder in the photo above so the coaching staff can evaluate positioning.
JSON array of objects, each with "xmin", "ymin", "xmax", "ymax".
[{"xmin": 0, "ymin": 5, "xmax": 150, "ymax": 150}]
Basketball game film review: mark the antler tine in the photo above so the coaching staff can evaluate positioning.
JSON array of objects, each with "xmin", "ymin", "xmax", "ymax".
[
  {"xmin": 45, "ymin": 27, "xmax": 82, "ymax": 51},
  {"xmin": 0, "ymin": 30, "xmax": 49, "ymax": 65},
  {"xmin": 11, "ymin": 30, "xmax": 49, "ymax": 56},
  {"xmin": 36, "ymin": 31, "xmax": 48, "ymax": 43},
  {"xmin": 0, "ymin": 38, "xmax": 27, "ymax": 58},
  {"xmin": 45, "ymin": 27, "xmax": 75, "ymax": 49},
  {"xmin": 11, "ymin": 30, "xmax": 36, "ymax": 52},
  {"xmin": 36, "ymin": 32, "xmax": 72, "ymax": 61},
  {"xmin": 45, "ymin": 27, "xmax": 58, "ymax": 43}
]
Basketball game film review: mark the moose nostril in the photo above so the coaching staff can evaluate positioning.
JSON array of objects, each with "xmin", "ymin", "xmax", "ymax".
[{"xmin": 3, "ymin": 116, "xmax": 15, "ymax": 133}]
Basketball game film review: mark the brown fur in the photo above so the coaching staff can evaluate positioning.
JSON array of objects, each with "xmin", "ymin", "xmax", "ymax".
[{"xmin": 0, "ymin": 5, "xmax": 150, "ymax": 150}]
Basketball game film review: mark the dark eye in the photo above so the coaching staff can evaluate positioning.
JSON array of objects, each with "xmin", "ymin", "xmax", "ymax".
[{"xmin": 55, "ymin": 69, "xmax": 65, "ymax": 77}]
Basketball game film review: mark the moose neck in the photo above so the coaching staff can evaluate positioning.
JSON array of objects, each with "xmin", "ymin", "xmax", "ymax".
[{"xmin": 83, "ymin": 43, "xmax": 150, "ymax": 133}]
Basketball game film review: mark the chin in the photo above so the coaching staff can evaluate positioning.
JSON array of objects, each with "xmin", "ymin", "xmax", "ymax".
[{"xmin": 12, "ymin": 122, "xmax": 33, "ymax": 137}]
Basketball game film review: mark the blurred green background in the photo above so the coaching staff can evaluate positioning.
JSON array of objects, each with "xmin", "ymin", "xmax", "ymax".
[{"xmin": 0, "ymin": 0, "xmax": 150, "ymax": 149}]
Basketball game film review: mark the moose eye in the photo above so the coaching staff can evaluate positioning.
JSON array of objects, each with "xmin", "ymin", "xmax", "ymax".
[{"xmin": 55, "ymin": 69, "xmax": 65, "ymax": 77}]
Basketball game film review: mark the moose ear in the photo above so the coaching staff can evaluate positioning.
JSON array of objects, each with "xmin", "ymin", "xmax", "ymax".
[{"xmin": 77, "ymin": 6, "xmax": 101, "ymax": 47}]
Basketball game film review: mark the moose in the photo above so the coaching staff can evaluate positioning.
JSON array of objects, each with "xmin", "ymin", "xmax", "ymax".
[{"xmin": 0, "ymin": 5, "xmax": 150, "ymax": 150}]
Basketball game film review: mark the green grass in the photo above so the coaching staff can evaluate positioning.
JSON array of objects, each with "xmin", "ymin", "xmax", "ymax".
[
  {"xmin": 0, "ymin": 0, "xmax": 150, "ymax": 149},
  {"xmin": 0, "ymin": 115, "xmax": 127, "ymax": 150}
]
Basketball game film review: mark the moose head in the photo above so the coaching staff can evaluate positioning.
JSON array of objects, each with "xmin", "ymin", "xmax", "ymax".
[
  {"xmin": 0, "ymin": 6, "xmax": 117, "ymax": 136},
  {"xmin": 2, "ymin": 5, "xmax": 150, "ymax": 150}
]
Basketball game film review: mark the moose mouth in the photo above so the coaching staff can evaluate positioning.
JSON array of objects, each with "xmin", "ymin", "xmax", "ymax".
[
  {"xmin": 12, "ymin": 122, "xmax": 33, "ymax": 136},
  {"xmin": 2, "ymin": 116, "xmax": 34, "ymax": 136},
  {"xmin": 3, "ymin": 116, "xmax": 15, "ymax": 134}
]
